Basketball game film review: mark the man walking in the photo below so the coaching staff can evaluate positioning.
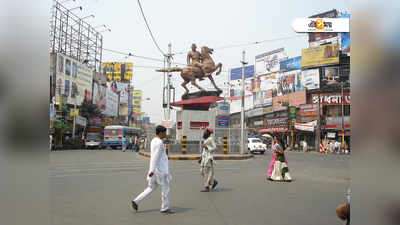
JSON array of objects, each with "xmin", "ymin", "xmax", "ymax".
[{"xmin": 131, "ymin": 125, "xmax": 174, "ymax": 214}]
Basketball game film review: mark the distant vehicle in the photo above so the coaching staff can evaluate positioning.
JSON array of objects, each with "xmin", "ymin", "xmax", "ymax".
[
  {"xmin": 248, "ymin": 138, "xmax": 267, "ymax": 154},
  {"xmin": 85, "ymin": 132, "xmax": 103, "ymax": 149},
  {"xmin": 103, "ymin": 125, "xmax": 142, "ymax": 149}
]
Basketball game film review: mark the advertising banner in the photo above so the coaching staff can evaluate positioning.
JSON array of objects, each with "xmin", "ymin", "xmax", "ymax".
[
  {"xmin": 280, "ymin": 56, "xmax": 302, "ymax": 71},
  {"xmin": 276, "ymin": 70, "xmax": 301, "ymax": 96},
  {"xmin": 255, "ymin": 48, "xmax": 286, "ymax": 75},
  {"xmin": 308, "ymin": 9, "xmax": 338, "ymax": 46},
  {"xmin": 55, "ymin": 52, "xmax": 93, "ymax": 105},
  {"xmin": 272, "ymin": 90, "xmax": 306, "ymax": 111},
  {"xmin": 312, "ymin": 93, "xmax": 350, "ymax": 105},
  {"xmin": 294, "ymin": 121, "xmax": 317, "ymax": 132},
  {"xmin": 102, "ymin": 62, "xmax": 133, "ymax": 82},
  {"xmin": 230, "ymin": 65, "xmax": 254, "ymax": 80},
  {"xmin": 341, "ymin": 13, "xmax": 351, "ymax": 55},
  {"xmin": 92, "ymin": 82, "xmax": 106, "ymax": 113},
  {"xmin": 116, "ymin": 82, "xmax": 129, "ymax": 104},
  {"xmin": 132, "ymin": 90, "xmax": 142, "ymax": 115},
  {"xmin": 300, "ymin": 104, "xmax": 319, "ymax": 116},
  {"xmin": 253, "ymin": 74, "xmax": 277, "ymax": 107},
  {"xmin": 323, "ymin": 66, "xmax": 340, "ymax": 84},
  {"xmin": 300, "ymin": 69, "xmax": 320, "ymax": 90},
  {"xmin": 105, "ymin": 88, "xmax": 118, "ymax": 117},
  {"xmin": 301, "ymin": 43, "xmax": 339, "ymax": 67},
  {"xmin": 264, "ymin": 117, "xmax": 288, "ymax": 129}
]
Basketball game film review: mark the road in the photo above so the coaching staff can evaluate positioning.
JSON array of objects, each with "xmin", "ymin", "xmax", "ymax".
[{"xmin": 50, "ymin": 150, "xmax": 350, "ymax": 225}]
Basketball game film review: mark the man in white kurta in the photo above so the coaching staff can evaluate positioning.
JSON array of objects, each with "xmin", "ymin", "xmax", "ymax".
[{"xmin": 131, "ymin": 125, "xmax": 174, "ymax": 214}]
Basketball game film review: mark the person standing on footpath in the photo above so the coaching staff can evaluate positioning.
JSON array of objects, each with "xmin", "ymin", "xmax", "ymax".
[
  {"xmin": 199, "ymin": 127, "xmax": 218, "ymax": 192},
  {"xmin": 131, "ymin": 125, "xmax": 174, "ymax": 214}
]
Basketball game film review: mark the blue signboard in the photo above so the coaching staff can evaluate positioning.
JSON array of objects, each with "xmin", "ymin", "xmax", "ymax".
[
  {"xmin": 217, "ymin": 119, "xmax": 229, "ymax": 128},
  {"xmin": 341, "ymin": 13, "xmax": 350, "ymax": 55},
  {"xmin": 230, "ymin": 65, "xmax": 254, "ymax": 80},
  {"xmin": 280, "ymin": 56, "xmax": 302, "ymax": 71}
]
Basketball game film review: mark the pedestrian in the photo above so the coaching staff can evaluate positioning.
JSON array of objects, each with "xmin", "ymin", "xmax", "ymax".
[
  {"xmin": 302, "ymin": 140, "xmax": 308, "ymax": 152},
  {"xmin": 49, "ymin": 134, "xmax": 53, "ymax": 150},
  {"xmin": 269, "ymin": 136, "xmax": 292, "ymax": 182},
  {"xmin": 199, "ymin": 127, "xmax": 218, "ymax": 192},
  {"xmin": 135, "ymin": 137, "xmax": 140, "ymax": 152},
  {"xmin": 131, "ymin": 125, "xmax": 174, "ymax": 214},
  {"xmin": 122, "ymin": 136, "xmax": 127, "ymax": 152}
]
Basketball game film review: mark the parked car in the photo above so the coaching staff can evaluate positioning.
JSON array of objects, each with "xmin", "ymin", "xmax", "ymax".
[
  {"xmin": 248, "ymin": 138, "xmax": 267, "ymax": 154},
  {"xmin": 85, "ymin": 132, "xmax": 103, "ymax": 149}
]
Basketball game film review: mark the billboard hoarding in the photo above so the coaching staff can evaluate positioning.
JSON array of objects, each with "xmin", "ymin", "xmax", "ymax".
[
  {"xmin": 308, "ymin": 9, "xmax": 338, "ymax": 46},
  {"xmin": 301, "ymin": 43, "xmax": 339, "ymax": 67},
  {"xmin": 102, "ymin": 62, "xmax": 133, "ymax": 82},
  {"xmin": 272, "ymin": 90, "xmax": 306, "ymax": 111},
  {"xmin": 255, "ymin": 48, "xmax": 286, "ymax": 75},
  {"xmin": 301, "ymin": 69, "xmax": 320, "ymax": 90},
  {"xmin": 132, "ymin": 90, "xmax": 142, "ymax": 115},
  {"xmin": 230, "ymin": 65, "xmax": 254, "ymax": 80},
  {"xmin": 105, "ymin": 88, "xmax": 118, "ymax": 116},
  {"xmin": 280, "ymin": 56, "xmax": 302, "ymax": 71},
  {"xmin": 93, "ymin": 82, "xmax": 106, "ymax": 112},
  {"xmin": 341, "ymin": 13, "xmax": 350, "ymax": 55}
]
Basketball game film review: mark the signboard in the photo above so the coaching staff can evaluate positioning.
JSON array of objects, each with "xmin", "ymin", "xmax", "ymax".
[
  {"xmin": 300, "ymin": 69, "xmax": 320, "ymax": 90},
  {"xmin": 300, "ymin": 104, "xmax": 319, "ymax": 116},
  {"xmin": 312, "ymin": 93, "xmax": 350, "ymax": 105},
  {"xmin": 301, "ymin": 43, "xmax": 339, "ymax": 67},
  {"xmin": 102, "ymin": 62, "xmax": 133, "ymax": 82},
  {"xmin": 263, "ymin": 106, "xmax": 274, "ymax": 114},
  {"xmin": 230, "ymin": 65, "xmax": 254, "ymax": 80},
  {"xmin": 161, "ymin": 120, "xmax": 173, "ymax": 129},
  {"xmin": 289, "ymin": 106, "xmax": 297, "ymax": 119},
  {"xmin": 76, "ymin": 115, "xmax": 87, "ymax": 126},
  {"xmin": 115, "ymin": 82, "xmax": 129, "ymax": 104},
  {"xmin": 280, "ymin": 56, "xmax": 302, "ymax": 71},
  {"xmin": 255, "ymin": 48, "xmax": 286, "ymax": 75},
  {"xmin": 246, "ymin": 107, "xmax": 264, "ymax": 118},
  {"xmin": 323, "ymin": 66, "xmax": 340, "ymax": 84},
  {"xmin": 276, "ymin": 70, "xmax": 301, "ymax": 96},
  {"xmin": 327, "ymin": 132, "xmax": 336, "ymax": 138},
  {"xmin": 272, "ymin": 90, "xmax": 307, "ymax": 111},
  {"xmin": 55, "ymin": 52, "xmax": 93, "ymax": 105},
  {"xmin": 50, "ymin": 103, "xmax": 56, "ymax": 121},
  {"xmin": 308, "ymin": 9, "xmax": 338, "ymax": 46},
  {"xmin": 217, "ymin": 119, "xmax": 229, "ymax": 128},
  {"xmin": 341, "ymin": 13, "xmax": 351, "ymax": 55},
  {"xmin": 294, "ymin": 121, "xmax": 317, "ymax": 132},
  {"xmin": 264, "ymin": 117, "xmax": 288, "ymax": 130},
  {"xmin": 105, "ymin": 88, "xmax": 118, "ymax": 116},
  {"xmin": 92, "ymin": 82, "xmax": 106, "ymax": 113},
  {"xmin": 132, "ymin": 90, "xmax": 142, "ymax": 115}
]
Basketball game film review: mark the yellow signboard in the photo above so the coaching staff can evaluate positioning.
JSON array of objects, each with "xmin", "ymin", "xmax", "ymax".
[
  {"xmin": 70, "ymin": 109, "xmax": 79, "ymax": 116},
  {"xmin": 102, "ymin": 62, "xmax": 133, "ymax": 82},
  {"xmin": 301, "ymin": 43, "xmax": 339, "ymax": 67},
  {"xmin": 132, "ymin": 90, "xmax": 142, "ymax": 115}
]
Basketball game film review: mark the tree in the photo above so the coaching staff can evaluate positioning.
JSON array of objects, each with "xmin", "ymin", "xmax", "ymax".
[{"xmin": 79, "ymin": 100, "xmax": 102, "ymax": 120}]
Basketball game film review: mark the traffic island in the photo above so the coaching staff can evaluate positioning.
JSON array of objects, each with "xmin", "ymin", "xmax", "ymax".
[{"xmin": 138, "ymin": 151, "xmax": 253, "ymax": 160}]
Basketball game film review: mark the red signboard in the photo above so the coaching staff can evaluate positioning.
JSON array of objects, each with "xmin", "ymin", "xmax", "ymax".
[
  {"xmin": 190, "ymin": 122, "xmax": 209, "ymax": 129},
  {"xmin": 177, "ymin": 122, "xmax": 182, "ymax": 130},
  {"xmin": 312, "ymin": 93, "xmax": 350, "ymax": 105}
]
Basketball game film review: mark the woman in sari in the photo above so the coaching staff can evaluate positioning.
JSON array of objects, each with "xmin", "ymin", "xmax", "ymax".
[{"xmin": 266, "ymin": 136, "xmax": 292, "ymax": 182}]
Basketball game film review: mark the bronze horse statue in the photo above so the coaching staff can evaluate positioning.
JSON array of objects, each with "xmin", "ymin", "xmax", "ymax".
[{"xmin": 156, "ymin": 46, "xmax": 223, "ymax": 95}]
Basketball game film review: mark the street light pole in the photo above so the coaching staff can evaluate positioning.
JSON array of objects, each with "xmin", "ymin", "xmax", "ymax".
[
  {"xmin": 240, "ymin": 51, "xmax": 247, "ymax": 155},
  {"xmin": 341, "ymin": 81, "xmax": 345, "ymax": 149}
]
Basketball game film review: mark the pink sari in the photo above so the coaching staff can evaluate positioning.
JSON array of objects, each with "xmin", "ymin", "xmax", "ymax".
[{"xmin": 266, "ymin": 143, "xmax": 288, "ymax": 178}]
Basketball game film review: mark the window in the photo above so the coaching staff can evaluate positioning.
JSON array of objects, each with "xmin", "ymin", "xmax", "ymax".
[{"xmin": 65, "ymin": 59, "xmax": 71, "ymax": 75}]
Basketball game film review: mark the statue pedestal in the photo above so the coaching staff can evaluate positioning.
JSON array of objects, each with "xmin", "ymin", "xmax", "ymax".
[{"xmin": 182, "ymin": 90, "xmax": 222, "ymax": 100}]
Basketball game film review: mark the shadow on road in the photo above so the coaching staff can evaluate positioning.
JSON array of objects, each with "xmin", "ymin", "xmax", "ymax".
[
  {"xmin": 137, "ymin": 206, "xmax": 194, "ymax": 214},
  {"xmin": 211, "ymin": 187, "xmax": 233, "ymax": 192}
]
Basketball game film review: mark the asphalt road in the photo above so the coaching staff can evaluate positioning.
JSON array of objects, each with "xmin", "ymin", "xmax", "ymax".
[{"xmin": 50, "ymin": 150, "xmax": 350, "ymax": 225}]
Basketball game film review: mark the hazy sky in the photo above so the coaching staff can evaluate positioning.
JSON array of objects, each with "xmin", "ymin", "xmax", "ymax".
[{"xmin": 66, "ymin": 0, "xmax": 350, "ymax": 124}]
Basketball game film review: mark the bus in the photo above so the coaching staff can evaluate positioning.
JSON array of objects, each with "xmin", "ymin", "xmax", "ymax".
[{"xmin": 103, "ymin": 125, "xmax": 142, "ymax": 149}]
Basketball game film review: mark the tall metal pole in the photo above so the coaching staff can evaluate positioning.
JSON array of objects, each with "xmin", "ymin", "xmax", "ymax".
[
  {"xmin": 72, "ymin": 97, "xmax": 77, "ymax": 139},
  {"xmin": 166, "ymin": 43, "xmax": 172, "ymax": 135},
  {"xmin": 240, "ymin": 51, "xmax": 247, "ymax": 155},
  {"xmin": 315, "ymin": 88, "xmax": 321, "ymax": 152},
  {"xmin": 341, "ymin": 82, "xmax": 345, "ymax": 149}
]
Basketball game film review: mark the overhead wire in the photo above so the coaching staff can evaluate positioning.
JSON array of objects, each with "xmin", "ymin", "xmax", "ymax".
[{"xmin": 137, "ymin": 0, "xmax": 166, "ymax": 56}]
